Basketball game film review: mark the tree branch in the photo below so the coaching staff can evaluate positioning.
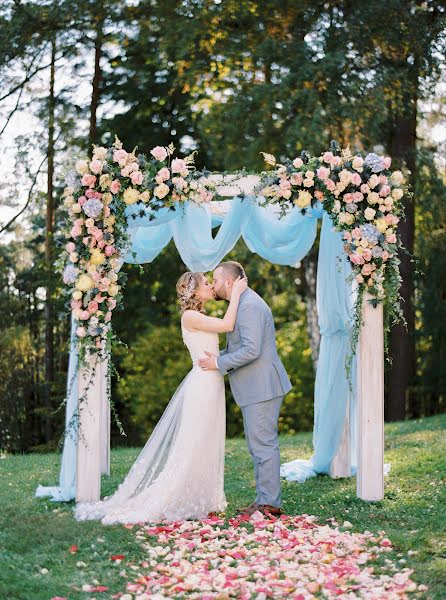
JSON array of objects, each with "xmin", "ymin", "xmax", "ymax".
[{"xmin": 0, "ymin": 154, "xmax": 47, "ymax": 236}]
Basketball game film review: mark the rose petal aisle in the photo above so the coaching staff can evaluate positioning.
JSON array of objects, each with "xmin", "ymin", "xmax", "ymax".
[{"xmin": 112, "ymin": 512, "xmax": 425, "ymax": 600}]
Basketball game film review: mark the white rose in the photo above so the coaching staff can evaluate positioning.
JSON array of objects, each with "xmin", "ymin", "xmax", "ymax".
[
  {"xmin": 364, "ymin": 207, "xmax": 376, "ymax": 220},
  {"xmin": 390, "ymin": 170, "xmax": 404, "ymax": 186},
  {"xmin": 75, "ymin": 159, "xmax": 89, "ymax": 175},
  {"xmin": 391, "ymin": 188, "xmax": 403, "ymax": 200}
]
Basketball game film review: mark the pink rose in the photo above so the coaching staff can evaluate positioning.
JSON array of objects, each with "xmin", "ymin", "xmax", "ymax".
[
  {"xmin": 70, "ymin": 227, "xmax": 81, "ymax": 238},
  {"xmin": 343, "ymin": 193, "xmax": 354, "ymax": 203},
  {"xmin": 97, "ymin": 239, "xmax": 106, "ymax": 249},
  {"xmin": 81, "ymin": 173, "xmax": 96, "ymax": 188},
  {"xmin": 66, "ymin": 242, "xmax": 76, "ymax": 252},
  {"xmin": 110, "ymin": 180, "xmax": 121, "ymax": 194},
  {"xmin": 105, "ymin": 311, "xmax": 112, "ymax": 323},
  {"xmin": 351, "ymin": 173, "xmax": 362, "ymax": 186},
  {"xmin": 382, "ymin": 251, "xmax": 389, "ymax": 261},
  {"xmin": 362, "ymin": 264, "xmax": 373, "ymax": 276},
  {"xmin": 131, "ymin": 170, "xmax": 143, "ymax": 185},
  {"xmin": 330, "ymin": 156, "xmax": 342, "ymax": 167},
  {"xmin": 103, "ymin": 205, "xmax": 111, "ymax": 217},
  {"xmin": 363, "ymin": 249, "xmax": 372, "ymax": 261},
  {"xmin": 355, "ymin": 274, "xmax": 364, "ymax": 284},
  {"xmin": 290, "ymin": 173, "xmax": 303, "ymax": 186},
  {"xmin": 113, "ymin": 149, "xmax": 128, "ymax": 163},
  {"xmin": 121, "ymin": 165, "xmax": 132, "ymax": 177},
  {"xmin": 316, "ymin": 167, "xmax": 330, "ymax": 181},
  {"xmin": 80, "ymin": 310, "xmax": 90, "ymax": 320},
  {"xmin": 361, "ymin": 184, "xmax": 370, "ymax": 195},
  {"xmin": 353, "ymin": 192, "xmax": 364, "ymax": 203},
  {"xmin": 383, "ymin": 157, "xmax": 392, "ymax": 169},
  {"xmin": 157, "ymin": 167, "xmax": 170, "ymax": 181},
  {"xmin": 323, "ymin": 151, "xmax": 334, "ymax": 163},
  {"xmin": 91, "ymin": 271, "xmax": 101, "ymax": 282},
  {"xmin": 379, "ymin": 185, "xmax": 391, "ymax": 197},
  {"xmin": 105, "ymin": 245, "xmax": 115, "ymax": 256},
  {"xmin": 107, "ymin": 298, "xmax": 117, "ymax": 310},
  {"xmin": 101, "ymin": 277, "xmax": 111, "ymax": 287},
  {"xmin": 314, "ymin": 190, "xmax": 324, "ymax": 201},
  {"xmin": 343, "ymin": 231, "xmax": 352, "ymax": 241},
  {"xmin": 76, "ymin": 326, "xmax": 86, "ymax": 338},
  {"xmin": 79, "ymin": 196, "xmax": 87, "ymax": 205},
  {"xmin": 88, "ymin": 301, "xmax": 99, "ymax": 314},
  {"xmin": 89, "ymin": 160, "xmax": 103, "ymax": 174},
  {"xmin": 386, "ymin": 233, "xmax": 397, "ymax": 243},
  {"xmin": 379, "ymin": 174, "xmax": 388, "ymax": 185},
  {"xmin": 349, "ymin": 254, "xmax": 363, "ymax": 265},
  {"xmin": 325, "ymin": 178, "xmax": 336, "ymax": 191},
  {"xmin": 150, "ymin": 146, "xmax": 168, "ymax": 161},
  {"xmin": 85, "ymin": 189, "xmax": 95, "ymax": 199},
  {"xmin": 71, "ymin": 300, "xmax": 82, "ymax": 310},
  {"xmin": 94, "ymin": 294, "xmax": 105, "ymax": 303},
  {"xmin": 279, "ymin": 179, "xmax": 292, "ymax": 190},
  {"xmin": 171, "ymin": 158, "xmax": 187, "ymax": 174}
]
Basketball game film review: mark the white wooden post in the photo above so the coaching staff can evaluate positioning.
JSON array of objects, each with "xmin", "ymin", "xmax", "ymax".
[
  {"xmin": 357, "ymin": 292, "xmax": 384, "ymax": 501},
  {"xmin": 76, "ymin": 356, "xmax": 102, "ymax": 502},
  {"xmin": 100, "ymin": 356, "xmax": 110, "ymax": 476}
]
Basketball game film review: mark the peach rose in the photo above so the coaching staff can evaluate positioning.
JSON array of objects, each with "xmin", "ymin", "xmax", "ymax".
[{"xmin": 150, "ymin": 146, "xmax": 168, "ymax": 161}]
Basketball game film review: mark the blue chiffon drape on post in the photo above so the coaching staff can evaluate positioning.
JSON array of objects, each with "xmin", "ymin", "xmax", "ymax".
[{"xmin": 36, "ymin": 198, "xmax": 356, "ymax": 501}]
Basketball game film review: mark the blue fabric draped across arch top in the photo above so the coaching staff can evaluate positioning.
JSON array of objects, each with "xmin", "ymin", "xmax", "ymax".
[{"xmin": 36, "ymin": 196, "xmax": 357, "ymax": 501}]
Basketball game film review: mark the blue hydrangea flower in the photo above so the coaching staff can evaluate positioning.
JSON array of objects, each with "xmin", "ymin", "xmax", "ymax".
[
  {"xmin": 360, "ymin": 223, "xmax": 380, "ymax": 245},
  {"xmin": 63, "ymin": 265, "xmax": 78, "ymax": 285},
  {"xmin": 82, "ymin": 198, "xmax": 103, "ymax": 219},
  {"xmin": 364, "ymin": 153, "xmax": 384, "ymax": 173},
  {"xmin": 372, "ymin": 246, "xmax": 383, "ymax": 258}
]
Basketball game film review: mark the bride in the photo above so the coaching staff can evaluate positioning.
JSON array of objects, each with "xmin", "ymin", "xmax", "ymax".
[{"xmin": 74, "ymin": 271, "xmax": 247, "ymax": 524}]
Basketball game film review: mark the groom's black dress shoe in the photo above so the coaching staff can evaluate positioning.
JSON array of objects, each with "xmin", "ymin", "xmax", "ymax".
[
  {"xmin": 258, "ymin": 504, "xmax": 283, "ymax": 517},
  {"xmin": 238, "ymin": 501, "xmax": 259, "ymax": 514}
]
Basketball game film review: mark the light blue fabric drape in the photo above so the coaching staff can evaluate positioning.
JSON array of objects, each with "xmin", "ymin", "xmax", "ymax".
[
  {"xmin": 280, "ymin": 212, "xmax": 357, "ymax": 482},
  {"xmin": 37, "ymin": 198, "xmax": 356, "ymax": 501},
  {"xmin": 35, "ymin": 314, "xmax": 79, "ymax": 501}
]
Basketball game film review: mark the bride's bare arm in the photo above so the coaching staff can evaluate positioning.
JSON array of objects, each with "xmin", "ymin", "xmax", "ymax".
[{"xmin": 182, "ymin": 277, "xmax": 247, "ymax": 333}]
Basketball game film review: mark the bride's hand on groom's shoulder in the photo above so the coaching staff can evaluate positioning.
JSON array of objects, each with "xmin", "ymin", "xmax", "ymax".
[{"xmin": 231, "ymin": 276, "xmax": 248, "ymax": 298}]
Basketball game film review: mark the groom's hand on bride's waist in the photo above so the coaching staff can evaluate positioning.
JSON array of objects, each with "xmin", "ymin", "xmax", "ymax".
[{"xmin": 198, "ymin": 351, "xmax": 219, "ymax": 370}]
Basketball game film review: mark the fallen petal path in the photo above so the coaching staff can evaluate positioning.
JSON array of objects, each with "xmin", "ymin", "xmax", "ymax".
[{"xmin": 109, "ymin": 512, "xmax": 426, "ymax": 599}]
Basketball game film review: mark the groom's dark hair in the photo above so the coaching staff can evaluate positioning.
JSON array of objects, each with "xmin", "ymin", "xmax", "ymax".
[{"xmin": 217, "ymin": 261, "xmax": 246, "ymax": 281}]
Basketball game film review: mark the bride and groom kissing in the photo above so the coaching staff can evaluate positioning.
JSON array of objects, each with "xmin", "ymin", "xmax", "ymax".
[{"xmin": 75, "ymin": 261, "xmax": 292, "ymax": 525}]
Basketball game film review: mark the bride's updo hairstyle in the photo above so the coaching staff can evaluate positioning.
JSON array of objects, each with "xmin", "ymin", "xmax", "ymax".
[{"xmin": 176, "ymin": 271, "xmax": 204, "ymax": 313}]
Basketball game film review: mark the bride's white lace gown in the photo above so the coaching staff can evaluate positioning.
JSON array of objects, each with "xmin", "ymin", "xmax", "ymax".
[{"xmin": 74, "ymin": 325, "xmax": 226, "ymax": 524}]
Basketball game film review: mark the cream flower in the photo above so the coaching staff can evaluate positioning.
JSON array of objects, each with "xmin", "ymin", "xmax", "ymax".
[
  {"xmin": 391, "ymin": 187, "xmax": 403, "ymax": 200},
  {"xmin": 75, "ymin": 160, "xmax": 89, "ymax": 175},
  {"xmin": 390, "ymin": 170, "xmax": 404, "ymax": 186},
  {"xmin": 123, "ymin": 187, "xmax": 140, "ymax": 205},
  {"xmin": 76, "ymin": 274, "xmax": 93, "ymax": 292},
  {"xmin": 364, "ymin": 207, "xmax": 376, "ymax": 220},
  {"xmin": 295, "ymin": 190, "xmax": 312, "ymax": 208},
  {"xmin": 90, "ymin": 248, "xmax": 105, "ymax": 266},
  {"xmin": 154, "ymin": 183, "xmax": 170, "ymax": 199}
]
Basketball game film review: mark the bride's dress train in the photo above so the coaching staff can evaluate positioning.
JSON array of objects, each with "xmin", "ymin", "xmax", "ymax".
[{"xmin": 74, "ymin": 326, "xmax": 226, "ymax": 524}]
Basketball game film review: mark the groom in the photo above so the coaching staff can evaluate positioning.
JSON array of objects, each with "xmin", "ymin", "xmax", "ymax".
[{"xmin": 199, "ymin": 261, "xmax": 292, "ymax": 516}]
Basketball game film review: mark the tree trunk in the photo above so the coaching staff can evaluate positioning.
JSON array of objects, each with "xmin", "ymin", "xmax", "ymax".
[
  {"xmin": 89, "ymin": 17, "xmax": 104, "ymax": 149},
  {"xmin": 44, "ymin": 38, "xmax": 56, "ymax": 442},
  {"xmin": 386, "ymin": 70, "xmax": 418, "ymax": 422}
]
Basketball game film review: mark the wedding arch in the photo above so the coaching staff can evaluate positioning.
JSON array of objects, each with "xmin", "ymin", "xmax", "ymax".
[{"xmin": 36, "ymin": 139, "xmax": 406, "ymax": 505}]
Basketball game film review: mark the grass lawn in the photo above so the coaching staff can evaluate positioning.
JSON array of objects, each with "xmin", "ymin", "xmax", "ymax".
[{"xmin": 1, "ymin": 414, "xmax": 445, "ymax": 599}]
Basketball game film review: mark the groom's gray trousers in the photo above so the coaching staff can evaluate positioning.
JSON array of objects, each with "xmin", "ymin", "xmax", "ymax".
[
  {"xmin": 241, "ymin": 395, "xmax": 283, "ymax": 508},
  {"xmin": 217, "ymin": 288, "xmax": 292, "ymax": 509}
]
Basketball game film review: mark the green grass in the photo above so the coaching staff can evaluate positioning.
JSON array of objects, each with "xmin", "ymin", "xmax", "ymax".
[{"xmin": 1, "ymin": 414, "xmax": 445, "ymax": 599}]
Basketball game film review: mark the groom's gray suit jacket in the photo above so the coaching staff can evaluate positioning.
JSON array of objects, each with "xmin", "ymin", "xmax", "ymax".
[{"xmin": 217, "ymin": 288, "xmax": 292, "ymax": 406}]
